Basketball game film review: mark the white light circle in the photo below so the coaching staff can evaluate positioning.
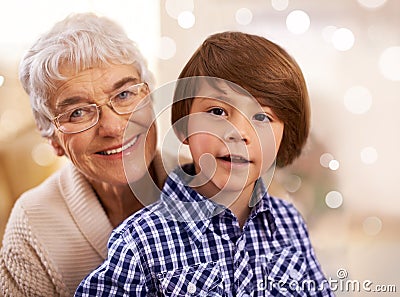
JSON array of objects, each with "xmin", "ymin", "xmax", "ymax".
[
  {"xmin": 235, "ymin": 8, "xmax": 253, "ymax": 25},
  {"xmin": 357, "ymin": 0, "xmax": 387, "ymax": 9},
  {"xmin": 343, "ymin": 86, "xmax": 373, "ymax": 114},
  {"xmin": 271, "ymin": 0, "xmax": 289, "ymax": 11},
  {"xmin": 328, "ymin": 160, "xmax": 340, "ymax": 171},
  {"xmin": 332, "ymin": 28, "xmax": 355, "ymax": 51},
  {"xmin": 363, "ymin": 216, "xmax": 382, "ymax": 236},
  {"xmin": 178, "ymin": 11, "xmax": 195, "ymax": 29},
  {"xmin": 320, "ymin": 153, "xmax": 334, "ymax": 168},
  {"xmin": 31, "ymin": 143, "xmax": 56, "ymax": 166},
  {"xmin": 165, "ymin": 0, "xmax": 194, "ymax": 19},
  {"xmin": 157, "ymin": 36, "xmax": 176, "ymax": 60},
  {"xmin": 325, "ymin": 191, "xmax": 343, "ymax": 209},
  {"xmin": 379, "ymin": 46, "xmax": 400, "ymax": 81},
  {"xmin": 286, "ymin": 10, "xmax": 310, "ymax": 35},
  {"xmin": 0, "ymin": 75, "xmax": 4, "ymax": 87},
  {"xmin": 284, "ymin": 174, "xmax": 302, "ymax": 193},
  {"xmin": 360, "ymin": 146, "xmax": 378, "ymax": 164},
  {"xmin": 322, "ymin": 25, "xmax": 337, "ymax": 43}
]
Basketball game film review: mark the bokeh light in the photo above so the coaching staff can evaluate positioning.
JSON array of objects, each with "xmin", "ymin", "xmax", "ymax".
[
  {"xmin": 157, "ymin": 36, "xmax": 176, "ymax": 60},
  {"xmin": 283, "ymin": 174, "xmax": 302, "ymax": 193},
  {"xmin": 235, "ymin": 8, "xmax": 253, "ymax": 25},
  {"xmin": 325, "ymin": 191, "xmax": 343, "ymax": 209},
  {"xmin": 178, "ymin": 11, "xmax": 195, "ymax": 29},
  {"xmin": 332, "ymin": 28, "xmax": 355, "ymax": 51},
  {"xmin": 165, "ymin": 0, "xmax": 194, "ymax": 19},
  {"xmin": 31, "ymin": 143, "xmax": 56, "ymax": 167},
  {"xmin": 328, "ymin": 160, "xmax": 340, "ymax": 171},
  {"xmin": 320, "ymin": 153, "xmax": 334, "ymax": 168},
  {"xmin": 343, "ymin": 86, "xmax": 373, "ymax": 114},
  {"xmin": 357, "ymin": 0, "xmax": 387, "ymax": 9},
  {"xmin": 321, "ymin": 25, "xmax": 337, "ymax": 43},
  {"xmin": 379, "ymin": 46, "xmax": 400, "ymax": 81},
  {"xmin": 271, "ymin": 0, "xmax": 289, "ymax": 11},
  {"xmin": 363, "ymin": 216, "xmax": 382, "ymax": 236},
  {"xmin": 286, "ymin": 10, "xmax": 310, "ymax": 35},
  {"xmin": 360, "ymin": 146, "xmax": 378, "ymax": 164},
  {"xmin": 0, "ymin": 75, "xmax": 4, "ymax": 87}
]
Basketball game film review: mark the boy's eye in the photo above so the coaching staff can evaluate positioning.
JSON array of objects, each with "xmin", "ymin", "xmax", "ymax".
[
  {"xmin": 253, "ymin": 113, "xmax": 271, "ymax": 123},
  {"xmin": 207, "ymin": 107, "xmax": 227, "ymax": 116}
]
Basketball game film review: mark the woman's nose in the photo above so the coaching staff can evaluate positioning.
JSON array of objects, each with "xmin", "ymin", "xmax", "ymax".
[{"xmin": 97, "ymin": 105, "xmax": 126, "ymax": 137}]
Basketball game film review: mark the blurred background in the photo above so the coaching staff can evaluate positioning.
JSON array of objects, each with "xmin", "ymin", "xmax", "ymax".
[{"xmin": 0, "ymin": 0, "xmax": 399, "ymax": 295}]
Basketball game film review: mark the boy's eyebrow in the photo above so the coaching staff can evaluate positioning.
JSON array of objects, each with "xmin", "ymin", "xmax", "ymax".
[{"xmin": 196, "ymin": 93, "xmax": 230, "ymax": 103}]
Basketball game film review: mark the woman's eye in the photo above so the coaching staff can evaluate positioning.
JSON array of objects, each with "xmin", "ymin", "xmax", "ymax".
[
  {"xmin": 117, "ymin": 90, "xmax": 132, "ymax": 100},
  {"xmin": 66, "ymin": 106, "xmax": 95, "ymax": 122},
  {"xmin": 70, "ymin": 109, "xmax": 84, "ymax": 118},
  {"xmin": 207, "ymin": 107, "xmax": 226, "ymax": 116},
  {"xmin": 253, "ymin": 113, "xmax": 271, "ymax": 122}
]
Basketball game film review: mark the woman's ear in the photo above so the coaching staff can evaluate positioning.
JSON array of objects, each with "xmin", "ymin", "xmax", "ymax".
[{"xmin": 48, "ymin": 136, "xmax": 65, "ymax": 156}]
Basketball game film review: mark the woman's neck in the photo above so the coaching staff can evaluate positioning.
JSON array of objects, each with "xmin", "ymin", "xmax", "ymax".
[
  {"xmin": 90, "ymin": 159, "xmax": 162, "ymax": 228},
  {"xmin": 91, "ymin": 181, "xmax": 143, "ymax": 228}
]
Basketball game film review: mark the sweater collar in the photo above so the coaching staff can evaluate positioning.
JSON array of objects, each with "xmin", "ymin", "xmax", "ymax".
[{"xmin": 60, "ymin": 162, "xmax": 113, "ymax": 259}]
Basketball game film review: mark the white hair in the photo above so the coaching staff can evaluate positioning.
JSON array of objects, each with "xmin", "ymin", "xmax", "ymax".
[{"xmin": 19, "ymin": 12, "xmax": 155, "ymax": 137}]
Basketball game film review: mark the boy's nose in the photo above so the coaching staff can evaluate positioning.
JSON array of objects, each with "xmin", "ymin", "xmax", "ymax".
[{"xmin": 223, "ymin": 117, "xmax": 250, "ymax": 144}]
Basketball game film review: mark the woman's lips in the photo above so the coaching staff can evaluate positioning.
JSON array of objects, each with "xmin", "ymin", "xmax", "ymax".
[{"xmin": 96, "ymin": 135, "xmax": 139, "ymax": 156}]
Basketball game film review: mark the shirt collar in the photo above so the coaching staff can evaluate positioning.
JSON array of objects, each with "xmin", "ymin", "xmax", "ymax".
[
  {"xmin": 159, "ymin": 165, "xmax": 277, "ymax": 244},
  {"xmin": 159, "ymin": 165, "xmax": 224, "ymax": 245},
  {"xmin": 248, "ymin": 178, "xmax": 277, "ymax": 234}
]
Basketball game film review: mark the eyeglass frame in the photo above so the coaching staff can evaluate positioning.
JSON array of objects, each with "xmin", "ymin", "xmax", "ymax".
[{"xmin": 50, "ymin": 82, "xmax": 150, "ymax": 134}]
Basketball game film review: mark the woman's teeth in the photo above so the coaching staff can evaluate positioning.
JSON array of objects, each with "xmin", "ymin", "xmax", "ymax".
[{"xmin": 99, "ymin": 136, "xmax": 138, "ymax": 155}]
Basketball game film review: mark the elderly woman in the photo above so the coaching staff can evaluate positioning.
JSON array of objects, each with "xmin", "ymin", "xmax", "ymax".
[{"xmin": 0, "ymin": 13, "xmax": 167, "ymax": 296}]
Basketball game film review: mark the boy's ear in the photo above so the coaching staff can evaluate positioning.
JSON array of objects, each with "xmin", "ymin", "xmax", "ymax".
[{"xmin": 48, "ymin": 136, "xmax": 65, "ymax": 156}]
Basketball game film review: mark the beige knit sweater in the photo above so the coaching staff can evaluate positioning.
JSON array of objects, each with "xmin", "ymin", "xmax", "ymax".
[{"xmin": 0, "ymin": 154, "xmax": 168, "ymax": 297}]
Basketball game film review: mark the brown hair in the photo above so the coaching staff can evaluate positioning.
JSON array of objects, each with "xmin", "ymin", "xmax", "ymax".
[{"xmin": 171, "ymin": 31, "xmax": 310, "ymax": 167}]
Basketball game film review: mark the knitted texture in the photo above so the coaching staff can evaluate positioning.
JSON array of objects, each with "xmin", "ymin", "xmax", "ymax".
[{"xmin": 0, "ymin": 152, "xmax": 169, "ymax": 296}]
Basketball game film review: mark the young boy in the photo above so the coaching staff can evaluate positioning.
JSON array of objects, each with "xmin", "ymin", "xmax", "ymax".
[{"xmin": 76, "ymin": 32, "xmax": 334, "ymax": 296}]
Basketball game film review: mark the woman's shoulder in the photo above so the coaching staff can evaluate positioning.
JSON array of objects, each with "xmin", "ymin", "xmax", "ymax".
[{"xmin": 14, "ymin": 162, "xmax": 77, "ymax": 210}]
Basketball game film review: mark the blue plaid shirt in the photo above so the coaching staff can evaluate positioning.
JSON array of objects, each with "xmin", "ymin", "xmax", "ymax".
[{"xmin": 76, "ymin": 165, "xmax": 334, "ymax": 296}]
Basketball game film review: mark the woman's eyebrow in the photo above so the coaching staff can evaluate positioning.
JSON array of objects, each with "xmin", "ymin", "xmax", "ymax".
[
  {"xmin": 55, "ymin": 76, "xmax": 141, "ymax": 110},
  {"xmin": 56, "ymin": 96, "xmax": 86, "ymax": 111},
  {"xmin": 108, "ymin": 76, "xmax": 140, "ymax": 92}
]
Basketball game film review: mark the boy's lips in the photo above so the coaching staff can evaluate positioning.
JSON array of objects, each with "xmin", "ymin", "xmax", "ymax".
[
  {"xmin": 96, "ymin": 135, "xmax": 139, "ymax": 156},
  {"xmin": 217, "ymin": 154, "xmax": 251, "ymax": 164}
]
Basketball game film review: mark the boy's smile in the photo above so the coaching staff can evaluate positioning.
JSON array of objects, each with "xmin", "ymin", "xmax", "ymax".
[{"xmin": 184, "ymin": 81, "xmax": 284, "ymax": 206}]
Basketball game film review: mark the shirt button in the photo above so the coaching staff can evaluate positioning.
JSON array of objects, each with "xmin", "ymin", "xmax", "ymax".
[
  {"xmin": 237, "ymin": 240, "xmax": 245, "ymax": 250},
  {"xmin": 187, "ymin": 283, "xmax": 196, "ymax": 294},
  {"xmin": 289, "ymin": 269, "xmax": 300, "ymax": 280}
]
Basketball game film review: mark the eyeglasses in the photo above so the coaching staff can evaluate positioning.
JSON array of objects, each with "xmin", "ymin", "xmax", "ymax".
[{"xmin": 51, "ymin": 82, "xmax": 150, "ymax": 134}]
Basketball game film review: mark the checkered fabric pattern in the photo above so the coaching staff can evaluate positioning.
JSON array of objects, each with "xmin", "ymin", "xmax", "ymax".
[{"xmin": 75, "ymin": 164, "xmax": 334, "ymax": 296}]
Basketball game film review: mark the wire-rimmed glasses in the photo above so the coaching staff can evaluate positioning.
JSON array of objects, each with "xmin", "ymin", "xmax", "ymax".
[{"xmin": 51, "ymin": 82, "xmax": 149, "ymax": 134}]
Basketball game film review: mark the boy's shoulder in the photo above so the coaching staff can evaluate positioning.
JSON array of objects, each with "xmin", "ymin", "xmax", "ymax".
[
  {"xmin": 267, "ymin": 195, "xmax": 305, "ymax": 226},
  {"xmin": 110, "ymin": 201, "xmax": 172, "ymax": 245}
]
